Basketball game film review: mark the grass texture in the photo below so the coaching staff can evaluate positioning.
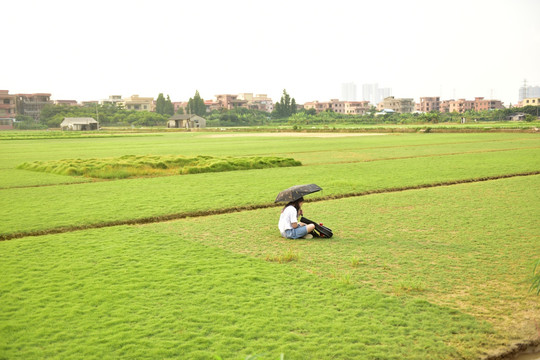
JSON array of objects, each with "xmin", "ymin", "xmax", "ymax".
[
  {"xmin": 1, "ymin": 132, "xmax": 539, "ymax": 359},
  {"xmin": 0, "ymin": 130, "xmax": 159, "ymax": 141},
  {"xmin": 1, "ymin": 132, "xmax": 538, "ymax": 169},
  {"xmin": 532, "ymin": 260, "xmax": 540, "ymax": 295},
  {"xmin": 0, "ymin": 169, "xmax": 92, "ymax": 189},
  {"xmin": 0, "ymin": 230, "xmax": 491, "ymax": 360},
  {"xmin": 1, "ymin": 176, "xmax": 538, "ymax": 359},
  {"xmin": 17, "ymin": 155, "xmax": 301, "ymax": 179},
  {"xmin": 1, "ymin": 148, "xmax": 539, "ymax": 237}
]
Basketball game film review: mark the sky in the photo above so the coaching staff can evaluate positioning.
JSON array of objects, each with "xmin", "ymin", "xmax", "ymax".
[{"xmin": 3, "ymin": 0, "xmax": 540, "ymax": 106}]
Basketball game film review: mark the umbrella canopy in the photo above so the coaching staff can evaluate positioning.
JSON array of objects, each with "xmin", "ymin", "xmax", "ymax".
[{"xmin": 274, "ymin": 184, "xmax": 322, "ymax": 203}]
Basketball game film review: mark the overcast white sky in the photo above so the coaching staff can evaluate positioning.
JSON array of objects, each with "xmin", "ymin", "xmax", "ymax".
[{"xmin": 3, "ymin": 0, "xmax": 539, "ymax": 105}]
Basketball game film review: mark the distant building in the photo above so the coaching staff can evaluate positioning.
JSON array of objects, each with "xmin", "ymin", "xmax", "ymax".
[
  {"xmin": 473, "ymin": 97, "xmax": 504, "ymax": 111},
  {"xmin": 303, "ymin": 101, "xmax": 325, "ymax": 113},
  {"xmin": 521, "ymin": 97, "xmax": 540, "ymax": 107},
  {"xmin": 100, "ymin": 95, "xmax": 123, "ymax": 107},
  {"xmin": 376, "ymin": 96, "xmax": 414, "ymax": 113},
  {"xmin": 303, "ymin": 99, "xmax": 370, "ymax": 115},
  {"xmin": 53, "ymin": 100, "xmax": 78, "ymax": 106},
  {"xmin": 60, "ymin": 117, "xmax": 99, "ymax": 131},
  {"xmin": 449, "ymin": 99, "xmax": 474, "ymax": 113},
  {"xmin": 415, "ymin": 97, "xmax": 440, "ymax": 112},
  {"xmin": 167, "ymin": 114, "xmax": 206, "ymax": 129},
  {"xmin": 343, "ymin": 101, "xmax": 370, "ymax": 115},
  {"xmin": 0, "ymin": 90, "xmax": 17, "ymax": 127},
  {"xmin": 81, "ymin": 100, "xmax": 99, "ymax": 107},
  {"xmin": 362, "ymin": 84, "xmax": 392, "ymax": 105},
  {"xmin": 439, "ymin": 100, "xmax": 451, "ymax": 113},
  {"xmin": 237, "ymin": 93, "xmax": 273, "ymax": 112},
  {"xmin": 506, "ymin": 113, "xmax": 527, "ymax": 121},
  {"xmin": 439, "ymin": 99, "xmax": 474, "ymax": 113},
  {"xmin": 121, "ymin": 95, "xmax": 154, "ymax": 111},
  {"xmin": 519, "ymin": 84, "xmax": 540, "ymax": 101},
  {"xmin": 215, "ymin": 94, "xmax": 248, "ymax": 110},
  {"xmin": 15, "ymin": 93, "xmax": 52, "ymax": 121},
  {"xmin": 439, "ymin": 98, "xmax": 503, "ymax": 113},
  {"xmin": 202, "ymin": 100, "xmax": 220, "ymax": 113},
  {"xmin": 341, "ymin": 82, "xmax": 357, "ymax": 101},
  {"xmin": 172, "ymin": 101, "xmax": 188, "ymax": 113}
]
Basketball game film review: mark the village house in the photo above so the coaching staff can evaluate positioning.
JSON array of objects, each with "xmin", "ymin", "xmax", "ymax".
[
  {"xmin": 237, "ymin": 93, "xmax": 274, "ymax": 112},
  {"xmin": 167, "ymin": 114, "xmax": 206, "ymax": 129},
  {"xmin": 53, "ymin": 100, "xmax": 79, "ymax": 106},
  {"xmin": 521, "ymin": 97, "xmax": 540, "ymax": 107},
  {"xmin": 100, "ymin": 95, "xmax": 123, "ymax": 107},
  {"xmin": 0, "ymin": 90, "xmax": 17, "ymax": 129},
  {"xmin": 506, "ymin": 113, "xmax": 527, "ymax": 121},
  {"xmin": 215, "ymin": 94, "xmax": 248, "ymax": 110},
  {"xmin": 439, "ymin": 98, "xmax": 504, "ymax": 113},
  {"xmin": 60, "ymin": 117, "xmax": 99, "ymax": 131},
  {"xmin": 473, "ymin": 97, "xmax": 504, "ymax": 111},
  {"xmin": 303, "ymin": 99, "xmax": 370, "ymax": 114},
  {"xmin": 15, "ymin": 93, "xmax": 52, "ymax": 121},
  {"xmin": 120, "ymin": 95, "xmax": 155, "ymax": 112},
  {"xmin": 377, "ymin": 96, "xmax": 415, "ymax": 113},
  {"xmin": 415, "ymin": 97, "xmax": 440, "ymax": 112}
]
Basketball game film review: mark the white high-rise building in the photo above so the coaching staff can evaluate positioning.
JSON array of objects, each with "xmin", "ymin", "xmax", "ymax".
[
  {"xmin": 519, "ymin": 85, "xmax": 540, "ymax": 101},
  {"xmin": 341, "ymin": 82, "xmax": 357, "ymax": 101},
  {"xmin": 362, "ymin": 83, "xmax": 392, "ymax": 105}
]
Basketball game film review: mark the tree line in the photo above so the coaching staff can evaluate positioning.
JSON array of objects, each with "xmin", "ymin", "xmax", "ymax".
[
  {"xmin": 37, "ymin": 104, "xmax": 170, "ymax": 127},
  {"xmin": 16, "ymin": 89, "xmax": 539, "ymax": 129}
]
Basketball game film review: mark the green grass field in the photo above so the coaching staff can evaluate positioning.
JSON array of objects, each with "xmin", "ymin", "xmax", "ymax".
[{"xmin": 1, "ymin": 130, "xmax": 539, "ymax": 359}]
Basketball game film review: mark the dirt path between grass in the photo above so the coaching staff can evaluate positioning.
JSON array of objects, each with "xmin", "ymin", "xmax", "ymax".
[
  {"xmin": 2, "ymin": 171, "xmax": 539, "ymax": 242},
  {"xmin": 485, "ymin": 340, "xmax": 540, "ymax": 360}
]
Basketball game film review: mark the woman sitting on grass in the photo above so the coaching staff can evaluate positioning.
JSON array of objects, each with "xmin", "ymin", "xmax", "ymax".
[{"xmin": 278, "ymin": 197, "xmax": 315, "ymax": 239}]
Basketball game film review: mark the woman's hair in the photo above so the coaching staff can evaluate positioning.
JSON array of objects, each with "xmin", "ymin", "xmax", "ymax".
[{"xmin": 282, "ymin": 197, "xmax": 304, "ymax": 212}]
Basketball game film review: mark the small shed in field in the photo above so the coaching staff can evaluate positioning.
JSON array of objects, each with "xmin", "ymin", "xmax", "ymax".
[
  {"xmin": 167, "ymin": 114, "xmax": 206, "ymax": 129},
  {"xmin": 60, "ymin": 117, "xmax": 99, "ymax": 131},
  {"xmin": 506, "ymin": 113, "xmax": 526, "ymax": 121}
]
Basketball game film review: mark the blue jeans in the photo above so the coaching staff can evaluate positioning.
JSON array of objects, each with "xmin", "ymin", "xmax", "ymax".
[{"xmin": 284, "ymin": 225, "xmax": 308, "ymax": 239}]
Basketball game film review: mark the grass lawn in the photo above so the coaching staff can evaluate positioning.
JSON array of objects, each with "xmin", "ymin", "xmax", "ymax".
[
  {"xmin": 1, "ymin": 147, "xmax": 539, "ymax": 237},
  {"xmin": 0, "ymin": 131, "xmax": 539, "ymax": 359},
  {"xmin": 1, "ymin": 175, "xmax": 538, "ymax": 359}
]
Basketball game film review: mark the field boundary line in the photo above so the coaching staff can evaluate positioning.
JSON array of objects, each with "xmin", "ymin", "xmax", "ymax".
[{"xmin": 1, "ymin": 171, "xmax": 539, "ymax": 241}]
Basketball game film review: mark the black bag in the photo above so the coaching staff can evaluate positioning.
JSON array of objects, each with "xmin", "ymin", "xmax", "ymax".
[{"xmin": 300, "ymin": 216, "xmax": 333, "ymax": 238}]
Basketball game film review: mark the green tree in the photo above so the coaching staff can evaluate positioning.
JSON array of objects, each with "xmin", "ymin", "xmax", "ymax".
[
  {"xmin": 304, "ymin": 108, "xmax": 317, "ymax": 116},
  {"xmin": 524, "ymin": 114, "xmax": 536, "ymax": 122},
  {"xmin": 15, "ymin": 114, "xmax": 47, "ymax": 129},
  {"xmin": 155, "ymin": 93, "xmax": 166, "ymax": 115},
  {"xmin": 273, "ymin": 89, "xmax": 296, "ymax": 118},
  {"xmin": 165, "ymin": 95, "xmax": 174, "ymax": 116},
  {"xmin": 290, "ymin": 98, "xmax": 297, "ymax": 115},
  {"xmin": 187, "ymin": 90, "xmax": 206, "ymax": 116},
  {"xmin": 15, "ymin": 114, "xmax": 34, "ymax": 122},
  {"xmin": 156, "ymin": 93, "xmax": 175, "ymax": 116}
]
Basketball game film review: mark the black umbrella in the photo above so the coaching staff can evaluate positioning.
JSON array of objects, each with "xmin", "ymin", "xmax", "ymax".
[{"xmin": 274, "ymin": 184, "xmax": 322, "ymax": 203}]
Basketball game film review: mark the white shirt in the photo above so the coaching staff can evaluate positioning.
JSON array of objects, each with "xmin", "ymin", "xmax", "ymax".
[{"xmin": 278, "ymin": 205, "xmax": 298, "ymax": 237}]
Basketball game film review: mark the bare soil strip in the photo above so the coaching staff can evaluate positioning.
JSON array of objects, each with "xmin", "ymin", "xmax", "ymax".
[
  {"xmin": 2, "ymin": 171, "xmax": 539, "ymax": 241},
  {"xmin": 484, "ymin": 339, "xmax": 540, "ymax": 360}
]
